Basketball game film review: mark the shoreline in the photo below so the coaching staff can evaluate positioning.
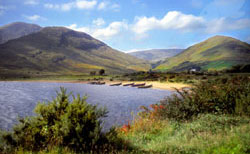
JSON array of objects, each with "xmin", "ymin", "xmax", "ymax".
[{"xmin": 0, "ymin": 80, "xmax": 191, "ymax": 91}]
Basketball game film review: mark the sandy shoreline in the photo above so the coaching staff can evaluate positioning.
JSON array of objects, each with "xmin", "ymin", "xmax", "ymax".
[{"xmin": 1, "ymin": 80, "xmax": 191, "ymax": 91}]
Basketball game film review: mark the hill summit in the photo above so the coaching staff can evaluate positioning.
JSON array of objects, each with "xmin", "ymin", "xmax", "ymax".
[
  {"xmin": 0, "ymin": 22, "xmax": 41, "ymax": 44},
  {"xmin": 155, "ymin": 35, "xmax": 250, "ymax": 71}
]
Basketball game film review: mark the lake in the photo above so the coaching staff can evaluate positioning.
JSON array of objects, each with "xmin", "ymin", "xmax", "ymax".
[{"xmin": 0, "ymin": 81, "xmax": 173, "ymax": 131}]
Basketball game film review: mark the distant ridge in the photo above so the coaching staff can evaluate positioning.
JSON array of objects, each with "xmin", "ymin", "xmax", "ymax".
[
  {"xmin": 129, "ymin": 49, "xmax": 183, "ymax": 62},
  {"xmin": 0, "ymin": 22, "xmax": 42, "ymax": 44},
  {"xmin": 155, "ymin": 35, "xmax": 250, "ymax": 71},
  {"xmin": 0, "ymin": 22, "xmax": 150, "ymax": 77}
]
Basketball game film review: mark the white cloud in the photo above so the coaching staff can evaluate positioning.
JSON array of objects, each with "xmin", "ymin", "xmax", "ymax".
[
  {"xmin": 93, "ymin": 18, "xmax": 105, "ymax": 26},
  {"xmin": 67, "ymin": 24, "xmax": 91, "ymax": 33},
  {"xmin": 61, "ymin": 2, "xmax": 74, "ymax": 11},
  {"xmin": 132, "ymin": 11, "xmax": 205, "ymax": 34},
  {"xmin": 0, "ymin": 5, "xmax": 7, "ymax": 15},
  {"xmin": 44, "ymin": 0, "xmax": 119, "ymax": 12},
  {"xmin": 125, "ymin": 48, "xmax": 151, "ymax": 53},
  {"xmin": 206, "ymin": 18, "xmax": 226, "ymax": 33},
  {"xmin": 44, "ymin": 0, "xmax": 97, "ymax": 11},
  {"xmin": 66, "ymin": 20, "xmax": 128, "ymax": 40},
  {"xmin": 66, "ymin": 10, "xmax": 250, "ymax": 42},
  {"xmin": 97, "ymin": 2, "xmax": 108, "ymax": 10},
  {"xmin": 131, "ymin": 10, "xmax": 250, "ymax": 37},
  {"xmin": 92, "ymin": 21, "xmax": 127, "ymax": 40},
  {"xmin": 67, "ymin": 24, "xmax": 77, "ymax": 29},
  {"xmin": 24, "ymin": 14, "xmax": 46, "ymax": 21},
  {"xmin": 76, "ymin": 0, "xmax": 97, "ymax": 9},
  {"xmin": 44, "ymin": 3, "xmax": 60, "ymax": 9},
  {"xmin": 97, "ymin": 1, "xmax": 120, "ymax": 11},
  {"xmin": 66, "ymin": 24, "xmax": 92, "ymax": 36},
  {"xmin": 132, "ymin": 0, "xmax": 147, "ymax": 8},
  {"xmin": 110, "ymin": 3, "xmax": 120, "ymax": 11},
  {"xmin": 24, "ymin": 0, "xmax": 39, "ymax": 5}
]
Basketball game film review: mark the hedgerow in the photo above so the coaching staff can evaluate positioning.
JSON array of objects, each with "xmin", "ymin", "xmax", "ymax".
[{"xmin": 139, "ymin": 76, "xmax": 250, "ymax": 121}]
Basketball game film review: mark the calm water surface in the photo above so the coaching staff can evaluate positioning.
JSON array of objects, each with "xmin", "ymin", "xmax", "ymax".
[{"xmin": 0, "ymin": 81, "xmax": 173, "ymax": 130}]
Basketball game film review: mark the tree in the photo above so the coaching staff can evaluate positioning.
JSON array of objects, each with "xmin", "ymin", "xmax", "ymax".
[
  {"xmin": 99, "ymin": 69, "xmax": 105, "ymax": 75},
  {"xmin": 90, "ymin": 71, "xmax": 96, "ymax": 75}
]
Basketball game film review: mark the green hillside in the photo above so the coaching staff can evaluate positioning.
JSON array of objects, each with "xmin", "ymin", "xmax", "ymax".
[
  {"xmin": 0, "ymin": 26, "xmax": 150, "ymax": 77},
  {"xmin": 0, "ymin": 22, "xmax": 41, "ymax": 44},
  {"xmin": 155, "ymin": 35, "xmax": 250, "ymax": 71}
]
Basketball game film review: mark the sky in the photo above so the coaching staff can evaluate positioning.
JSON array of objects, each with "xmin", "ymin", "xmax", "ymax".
[{"xmin": 0, "ymin": 0, "xmax": 250, "ymax": 52}]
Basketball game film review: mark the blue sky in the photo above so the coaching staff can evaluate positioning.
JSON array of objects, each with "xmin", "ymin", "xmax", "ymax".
[{"xmin": 0, "ymin": 0, "xmax": 250, "ymax": 52}]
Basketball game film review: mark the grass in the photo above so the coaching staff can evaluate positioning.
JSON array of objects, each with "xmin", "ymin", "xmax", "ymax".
[
  {"xmin": 202, "ymin": 60, "xmax": 236, "ymax": 71},
  {"xmin": 117, "ymin": 114, "xmax": 250, "ymax": 154}
]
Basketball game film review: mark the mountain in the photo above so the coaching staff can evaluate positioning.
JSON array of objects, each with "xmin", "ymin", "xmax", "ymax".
[
  {"xmin": 0, "ymin": 22, "xmax": 42, "ymax": 44},
  {"xmin": 0, "ymin": 26, "xmax": 150, "ymax": 77},
  {"xmin": 155, "ymin": 36, "xmax": 250, "ymax": 71},
  {"xmin": 129, "ymin": 49, "xmax": 183, "ymax": 62}
]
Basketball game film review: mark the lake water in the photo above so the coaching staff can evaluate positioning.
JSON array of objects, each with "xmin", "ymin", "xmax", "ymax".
[{"xmin": 0, "ymin": 81, "xmax": 173, "ymax": 131}]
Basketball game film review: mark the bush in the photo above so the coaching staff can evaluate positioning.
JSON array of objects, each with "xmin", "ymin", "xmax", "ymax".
[
  {"xmin": 99, "ymin": 69, "xmax": 105, "ymax": 75},
  {"xmin": 148, "ymin": 76, "xmax": 250, "ymax": 121},
  {"xmin": 1, "ymin": 88, "xmax": 124, "ymax": 152},
  {"xmin": 90, "ymin": 71, "xmax": 96, "ymax": 75},
  {"xmin": 226, "ymin": 64, "xmax": 250, "ymax": 73}
]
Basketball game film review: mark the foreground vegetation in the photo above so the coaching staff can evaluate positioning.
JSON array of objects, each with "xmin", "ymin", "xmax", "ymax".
[
  {"xmin": 117, "ymin": 76, "xmax": 250, "ymax": 153},
  {"xmin": 0, "ymin": 75, "xmax": 249, "ymax": 153},
  {"xmin": 118, "ymin": 114, "xmax": 249, "ymax": 154}
]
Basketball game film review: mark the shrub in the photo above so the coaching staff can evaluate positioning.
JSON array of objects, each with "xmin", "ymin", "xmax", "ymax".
[
  {"xmin": 90, "ymin": 71, "xmax": 96, "ymax": 75},
  {"xmin": 226, "ymin": 64, "xmax": 250, "ymax": 73},
  {"xmin": 169, "ymin": 75, "xmax": 175, "ymax": 79},
  {"xmin": 152, "ymin": 76, "xmax": 250, "ymax": 121},
  {"xmin": 1, "ymin": 88, "xmax": 123, "ymax": 152},
  {"xmin": 158, "ymin": 77, "xmax": 164, "ymax": 82},
  {"xmin": 99, "ymin": 69, "xmax": 105, "ymax": 75}
]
